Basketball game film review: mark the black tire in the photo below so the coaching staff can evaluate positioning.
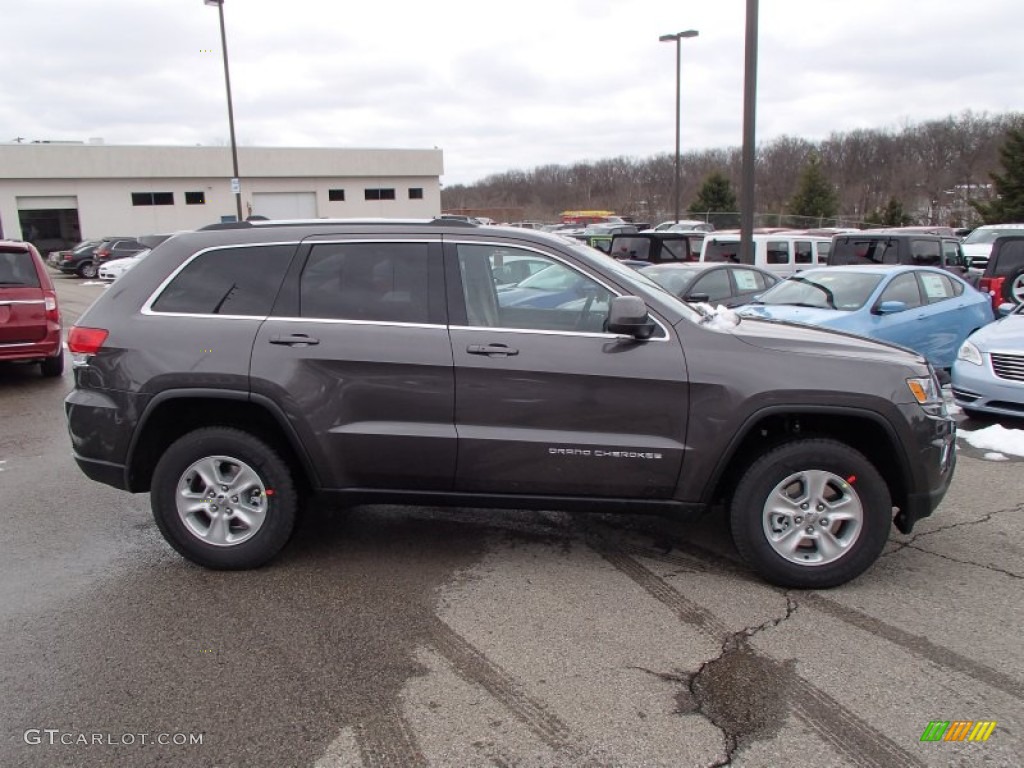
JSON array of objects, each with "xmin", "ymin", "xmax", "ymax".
[
  {"xmin": 40, "ymin": 350, "xmax": 64, "ymax": 377},
  {"xmin": 151, "ymin": 427, "xmax": 298, "ymax": 569},
  {"xmin": 1002, "ymin": 267, "xmax": 1024, "ymax": 305},
  {"xmin": 77, "ymin": 261, "xmax": 98, "ymax": 279},
  {"xmin": 729, "ymin": 439, "xmax": 891, "ymax": 589}
]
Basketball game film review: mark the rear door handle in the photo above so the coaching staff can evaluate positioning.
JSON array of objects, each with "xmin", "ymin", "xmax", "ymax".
[
  {"xmin": 467, "ymin": 343, "xmax": 519, "ymax": 356},
  {"xmin": 270, "ymin": 333, "xmax": 320, "ymax": 346}
]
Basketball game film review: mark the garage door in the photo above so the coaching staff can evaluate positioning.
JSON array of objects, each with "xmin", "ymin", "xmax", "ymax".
[{"xmin": 251, "ymin": 192, "xmax": 317, "ymax": 220}]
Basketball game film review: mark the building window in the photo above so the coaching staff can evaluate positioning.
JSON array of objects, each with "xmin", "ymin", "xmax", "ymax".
[
  {"xmin": 132, "ymin": 192, "xmax": 174, "ymax": 206},
  {"xmin": 185, "ymin": 191, "xmax": 206, "ymax": 205},
  {"xmin": 364, "ymin": 188, "xmax": 396, "ymax": 201},
  {"xmin": 328, "ymin": 189, "xmax": 345, "ymax": 202},
  {"xmin": 409, "ymin": 187, "xmax": 424, "ymax": 200}
]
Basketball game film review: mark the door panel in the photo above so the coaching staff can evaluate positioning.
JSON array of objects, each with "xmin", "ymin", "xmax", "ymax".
[
  {"xmin": 250, "ymin": 239, "xmax": 456, "ymax": 491},
  {"xmin": 447, "ymin": 241, "xmax": 688, "ymax": 498}
]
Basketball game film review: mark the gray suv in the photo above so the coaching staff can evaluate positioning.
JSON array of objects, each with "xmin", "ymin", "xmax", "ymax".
[{"xmin": 65, "ymin": 220, "xmax": 956, "ymax": 588}]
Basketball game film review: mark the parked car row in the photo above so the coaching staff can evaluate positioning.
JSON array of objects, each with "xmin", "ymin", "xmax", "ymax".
[{"xmin": 47, "ymin": 233, "xmax": 176, "ymax": 279}]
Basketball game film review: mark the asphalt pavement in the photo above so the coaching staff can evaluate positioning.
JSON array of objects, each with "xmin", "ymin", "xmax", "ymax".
[{"xmin": 0, "ymin": 275, "xmax": 1020, "ymax": 767}]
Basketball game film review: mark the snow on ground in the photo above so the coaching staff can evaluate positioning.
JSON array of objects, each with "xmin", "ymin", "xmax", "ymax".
[
  {"xmin": 984, "ymin": 452, "xmax": 1009, "ymax": 461},
  {"xmin": 958, "ymin": 423, "xmax": 1024, "ymax": 458}
]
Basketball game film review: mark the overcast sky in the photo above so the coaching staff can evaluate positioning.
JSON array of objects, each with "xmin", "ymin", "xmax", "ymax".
[{"xmin": 2, "ymin": 0, "xmax": 1021, "ymax": 186}]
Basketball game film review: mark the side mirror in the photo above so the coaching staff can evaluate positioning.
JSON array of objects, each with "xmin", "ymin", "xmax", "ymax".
[
  {"xmin": 874, "ymin": 300, "xmax": 908, "ymax": 315},
  {"xmin": 997, "ymin": 302, "xmax": 1016, "ymax": 317},
  {"xmin": 607, "ymin": 296, "xmax": 656, "ymax": 339}
]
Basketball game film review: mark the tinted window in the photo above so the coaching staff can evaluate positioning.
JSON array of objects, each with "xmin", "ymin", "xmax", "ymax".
[
  {"xmin": 0, "ymin": 248, "xmax": 40, "ymax": 287},
  {"xmin": 459, "ymin": 245, "xmax": 613, "ymax": 333},
  {"xmin": 993, "ymin": 240, "xmax": 1024, "ymax": 276},
  {"xmin": 878, "ymin": 273, "xmax": 922, "ymax": 309},
  {"xmin": 408, "ymin": 188, "xmax": 424, "ymax": 200},
  {"xmin": 642, "ymin": 267, "xmax": 699, "ymax": 297},
  {"xmin": 941, "ymin": 240, "xmax": 961, "ymax": 267},
  {"xmin": 299, "ymin": 242, "xmax": 430, "ymax": 323},
  {"xmin": 704, "ymin": 240, "xmax": 745, "ymax": 264},
  {"xmin": 364, "ymin": 188, "xmax": 396, "ymax": 201},
  {"xmin": 151, "ymin": 245, "xmax": 294, "ymax": 315},
  {"xmin": 328, "ymin": 189, "xmax": 345, "ymax": 201},
  {"xmin": 766, "ymin": 241, "xmax": 791, "ymax": 265},
  {"xmin": 794, "ymin": 241, "xmax": 813, "ymax": 264},
  {"xmin": 611, "ymin": 238, "xmax": 650, "ymax": 261},
  {"xmin": 185, "ymin": 191, "xmax": 205, "ymax": 205},
  {"xmin": 816, "ymin": 241, "xmax": 832, "ymax": 263},
  {"xmin": 660, "ymin": 239, "xmax": 690, "ymax": 261},
  {"xmin": 831, "ymin": 238, "xmax": 898, "ymax": 265},
  {"xmin": 909, "ymin": 239, "xmax": 941, "ymax": 266}
]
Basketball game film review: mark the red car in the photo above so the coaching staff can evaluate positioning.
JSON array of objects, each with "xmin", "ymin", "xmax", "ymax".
[{"xmin": 0, "ymin": 240, "xmax": 64, "ymax": 377}]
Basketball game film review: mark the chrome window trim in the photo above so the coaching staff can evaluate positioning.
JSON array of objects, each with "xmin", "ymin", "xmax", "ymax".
[
  {"xmin": 268, "ymin": 316, "xmax": 446, "ymax": 330},
  {"xmin": 451, "ymin": 238, "xmax": 673, "ymax": 342}
]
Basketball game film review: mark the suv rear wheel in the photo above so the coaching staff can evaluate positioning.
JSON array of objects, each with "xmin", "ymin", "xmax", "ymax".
[
  {"xmin": 1003, "ymin": 267, "xmax": 1024, "ymax": 304},
  {"xmin": 151, "ymin": 427, "xmax": 298, "ymax": 569},
  {"xmin": 729, "ymin": 439, "xmax": 891, "ymax": 588}
]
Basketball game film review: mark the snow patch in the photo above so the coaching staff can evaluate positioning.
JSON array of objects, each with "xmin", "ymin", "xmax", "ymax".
[
  {"xmin": 698, "ymin": 303, "xmax": 741, "ymax": 330},
  {"xmin": 983, "ymin": 452, "xmax": 1009, "ymax": 461},
  {"xmin": 961, "ymin": 424, "xmax": 1024, "ymax": 458}
]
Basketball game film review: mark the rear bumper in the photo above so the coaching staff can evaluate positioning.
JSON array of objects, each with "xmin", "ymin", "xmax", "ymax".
[{"xmin": 0, "ymin": 336, "xmax": 62, "ymax": 363}]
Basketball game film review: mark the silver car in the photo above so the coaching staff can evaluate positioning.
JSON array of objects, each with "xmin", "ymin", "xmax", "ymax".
[{"xmin": 952, "ymin": 303, "xmax": 1024, "ymax": 419}]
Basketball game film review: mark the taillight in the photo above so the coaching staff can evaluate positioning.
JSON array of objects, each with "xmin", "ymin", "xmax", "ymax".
[
  {"xmin": 979, "ymin": 276, "xmax": 1004, "ymax": 309},
  {"xmin": 44, "ymin": 291, "xmax": 60, "ymax": 322},
  {"xmin": 62, "ymin": 253, "xmax": 73, "ymax": 261},
  {"xmin": 68, "ymin": 326, "xmax": 109, "ymax": 355}
]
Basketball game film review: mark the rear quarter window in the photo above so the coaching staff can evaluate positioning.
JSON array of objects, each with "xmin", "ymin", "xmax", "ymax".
[
  {"xmin": 704, "ymin": 240, "xmax": 746, "ymax": 264},
  {"xmin": 831, "ymin": 238, "xmax": 898, "ymax": 265},
  {"xmin": 992, "ymin": 240, "xmax": 1024, "ymax": 276},
  {"xmin": 150, "ymin": 244, "xmax": 295, "ymax": 315}
]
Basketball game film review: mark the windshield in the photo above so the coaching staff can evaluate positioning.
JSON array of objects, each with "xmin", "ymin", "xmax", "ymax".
[
  {"xmin": 757, "ymin": 272, "xmax": 884, "ymax": 310},
  {"xmin": 963, "ymin": 228, "xmax": 1022, "ymax": 245}
]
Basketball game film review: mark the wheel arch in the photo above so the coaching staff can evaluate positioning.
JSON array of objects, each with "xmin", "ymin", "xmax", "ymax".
[
  {"xmin": 704, "ymin": 406, "xmax": 911, "ymax": 515},
  {"xmin": 125, "ymin": 390, "xmax": 320, "ymax": 494}
]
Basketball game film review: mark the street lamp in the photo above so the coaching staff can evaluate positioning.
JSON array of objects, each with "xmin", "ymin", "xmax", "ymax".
[
  {"xmin": 205, "ymin": 0, "xmax": 243, "ymax": 222},
  {"xmin": 659, "ymin": 29, "xmax": 699, "ymax": 226}
]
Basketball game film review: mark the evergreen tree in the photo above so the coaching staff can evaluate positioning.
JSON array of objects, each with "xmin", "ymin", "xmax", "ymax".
[
  {"xmin": 788, "ymin": 154, "xmax": 838, "ymax": 223},
  {"xmin": 688, "ymin": 172, "xmax": 738, "ymax": 228},
  {"xmin": 865, "ymin": 197, "xmax": 913, "ymax": 227},
  {"xmin": 972, "ymin": 126, "xmax": 1024, "ymax": 223}
]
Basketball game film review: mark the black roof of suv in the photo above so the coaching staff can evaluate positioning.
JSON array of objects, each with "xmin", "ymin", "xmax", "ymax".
[
  {"xmin": 828, "ymin": 231, "xmax": 967, "ymax": 273},
  {"xmin": 64, "ymin": 218, "xmax": 956, "ymax": 588}
]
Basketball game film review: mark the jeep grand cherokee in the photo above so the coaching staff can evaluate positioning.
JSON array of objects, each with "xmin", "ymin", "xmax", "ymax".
[{"xmin": 65, "ymin": 219, "xmax": 956, "ymax": 588}]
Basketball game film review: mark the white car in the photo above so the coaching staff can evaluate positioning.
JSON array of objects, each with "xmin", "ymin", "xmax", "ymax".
[
  {"xmin": 98, "ymin": 248, "xmax": 150, "ymax": 281},
  {"xmin": 963, "ymin": 223, "xmax": 1024, "ymax": 276}
]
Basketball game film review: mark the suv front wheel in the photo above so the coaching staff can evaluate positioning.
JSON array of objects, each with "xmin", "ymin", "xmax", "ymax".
[
  {"xmin": 151, "ymin": 427, "xmax": 298, "ymax": 569},
  {"xmin": 729, "ymin": 439, "xmax": 891, "ymax": 588},
  {"xmin": 77, "ymin": 261, "xmax": 98, "ymax": 279}
]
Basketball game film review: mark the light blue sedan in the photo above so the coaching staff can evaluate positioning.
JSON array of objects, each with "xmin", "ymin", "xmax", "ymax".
[
  {"xmin": 952, "ymin": 303, "xmax": 1024, "ymax": 419},
  {"xmin": 738, "ymin": 265, "xmax": 994, "ymax": 369}
]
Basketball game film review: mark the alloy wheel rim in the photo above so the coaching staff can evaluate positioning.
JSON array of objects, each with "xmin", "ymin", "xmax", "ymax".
[
  {"xmin": 761, "ymin": 469, "xmax": 864, "ymax": 566},
  {"xmin": 175, "ymin": 455, "xmax": 268, "ymax": 546}
]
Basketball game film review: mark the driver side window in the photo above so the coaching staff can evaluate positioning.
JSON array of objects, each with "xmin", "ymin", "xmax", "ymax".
[
  {"xmin": 457, "ymin": 245, "xmax": 613, "ymax": 333},
  {"xmin": 878, "ymin": 273, "xmax": 923, "ymax": 308}
]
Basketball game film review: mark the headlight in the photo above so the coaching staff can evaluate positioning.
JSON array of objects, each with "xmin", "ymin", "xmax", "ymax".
[
  {"xmin": 907, "ymin": 375, "xmax": 945, "ymax": 416},
  {"xmin": 956, "ymin": 340, "xmax": 983, "ymax": 366}
]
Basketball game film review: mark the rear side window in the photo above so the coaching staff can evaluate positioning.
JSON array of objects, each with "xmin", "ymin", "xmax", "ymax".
[
  {"xmin": 992, "ymin": 240, "xmax": 1024, "ymax": 276},
  {"xmin": 794, "ymin": 241, "xmax": 813, "ymax": 264},
  {"xmin": 766, "ymin": 241, "xmax": 791, "ymax": 265},
  {"xmin": 0, "ymin": 248, "xmax": 41, "ymax": 288},
  {"xmin": 299, "ymin": 242, "xmax": 430, "ymax": 323},
  {"xmin": 909, "ymin": 239, "xmax": 941, "ymax": 266},
  {"xmin": 151, "ymin": 245, "xmax": 294, "ymax": 315},
  {"xmin": 660, "ymin": 239, "xmax": 690, "ymax": 261},
  {"xmin": 816, "ymin": 241, "xmax": 832, "ymax": 263},
  {"xmin": 611, "ymin": 238, "xmax": 649, "ymax": 261},
  {"xmin": 831, "ymin": 238, "xmax": 898, "ymax": 265}
]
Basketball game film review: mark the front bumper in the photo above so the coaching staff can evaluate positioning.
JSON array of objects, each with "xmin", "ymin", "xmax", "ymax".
[
  {"xmin": 892, "ymin": 405, "xmax": 957, "ymax": 534},
  {"xmin": 952, "ymin": 359, "xmax": 1024, "ymax": 418}
]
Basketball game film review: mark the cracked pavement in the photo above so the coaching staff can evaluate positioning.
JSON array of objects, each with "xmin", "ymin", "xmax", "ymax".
[{"xmin": 1, "ymin": 278, "xmax": 1022, "ymax": 767}]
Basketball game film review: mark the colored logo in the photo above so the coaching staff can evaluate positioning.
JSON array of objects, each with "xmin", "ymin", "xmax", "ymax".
[{"xmin": 920, "ymin": 721, "xmax": 997, "ymax": 742}]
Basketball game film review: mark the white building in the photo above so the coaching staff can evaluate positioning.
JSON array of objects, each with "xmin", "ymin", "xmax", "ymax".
[{"xmin": 0, "ymin": 142, "xmax": 444, "ymax": 251}]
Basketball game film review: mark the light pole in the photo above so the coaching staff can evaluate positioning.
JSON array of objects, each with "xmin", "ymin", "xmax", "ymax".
[
  {"xmin": 205, "ymin": 0, "xmax": 243, "ymax": 222},
  {"xmin": 659, "ymin": 29, "xmax": 698, "ymax": 226},
  {"xmin": 739, "ymin": 0, "xmax": 759, "ymax": 265}
]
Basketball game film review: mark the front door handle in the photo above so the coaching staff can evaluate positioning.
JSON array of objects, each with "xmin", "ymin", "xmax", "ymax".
[
  {"xmin": 467, "ymin": 343, "xmax": 519, "ymax": 356},
  {"xmin": 270, "ymin": 333, "xmax": 320, "ymax": 346}
]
